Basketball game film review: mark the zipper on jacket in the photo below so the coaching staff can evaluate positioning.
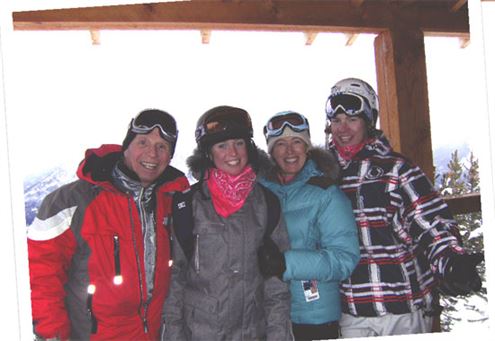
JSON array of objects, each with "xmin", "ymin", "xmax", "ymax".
[
  {"xmin": 86, "ymin": 284, "xmax": 98, "ymax": 334},
  {"xmin": 168, "ymin": 232, "xmax": 174, "ymax": 267},
  {"xmin": 126, "ymin": 195, "xmax": 149, "ymax": 334},
  {"xmin": 194, "ymin": 234, "xmax": 200, "ymax": 273},
  {"xmin": 113, "ymin": 235, "xmax": 123, "ymax": 285},
  {"xmin": 137, "ymin": 188, "xmax": 153, "ymax": 334},
  {"xmin": 143, "ymin": 317, "xmax": 149, "ymax": 333}
]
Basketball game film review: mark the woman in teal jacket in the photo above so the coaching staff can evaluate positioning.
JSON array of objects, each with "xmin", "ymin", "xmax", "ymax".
[{"xmin": 257, "ymin": 111, "xmax": 360, "ymax": 340}]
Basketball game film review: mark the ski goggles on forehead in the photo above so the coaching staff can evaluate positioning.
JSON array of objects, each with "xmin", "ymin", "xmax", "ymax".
[
  {"xmin": 195, "ymin": 109, "xmax": 252, "ymax": 142},
  {"xmin": 325, "ymin": 93, "xmax": 370, "ymax": 120},
  {"xmin": 264, "ymin": 112, "xmax": 309, "ymax": 138},
  {"xmin": 130, "ymin": 111, "xmax": 178, "ymax": 141}
]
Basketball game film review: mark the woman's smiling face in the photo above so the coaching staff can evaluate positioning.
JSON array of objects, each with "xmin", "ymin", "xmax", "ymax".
[
  {"xmin": 271, "ymin": 136, "xmax": 308, "ymax": 177},
  {"xmin": 210, "ymin": 138, "xmax": 249, "ymax": 176}
]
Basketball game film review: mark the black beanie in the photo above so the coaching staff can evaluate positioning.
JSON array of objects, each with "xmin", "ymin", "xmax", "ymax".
[
  {"xmin": 122, "ymin": 109, "xmax": 178, "ymax": 155},
  {"xmin": 122, "ymin": 130, "xmax": 136, "ymax": 151}
]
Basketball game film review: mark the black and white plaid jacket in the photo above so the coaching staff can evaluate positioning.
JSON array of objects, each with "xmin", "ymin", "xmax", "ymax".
[{"xmin": 328, "ymin": 133, "xmax": 464, "ymax": 317}]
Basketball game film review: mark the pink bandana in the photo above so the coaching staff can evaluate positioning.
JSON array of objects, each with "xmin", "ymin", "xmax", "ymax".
[
  {"xmin": 333, "ymin": 138, "xmax": 371, "ymax": 160},
  {"xmin": 207, "ymin": 165, "xmax": 256, "ymax": 218}
]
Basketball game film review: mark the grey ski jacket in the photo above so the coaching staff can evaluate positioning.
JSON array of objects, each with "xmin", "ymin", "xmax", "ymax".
[{"xmin": 162, "ymin": 180, "xmax": 292, "ymax": 341}]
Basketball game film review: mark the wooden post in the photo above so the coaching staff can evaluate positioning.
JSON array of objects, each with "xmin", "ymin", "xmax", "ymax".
[
  {"xmin": 374, "ymin": 29, "xmax": 435, "ymax": 182},
  {"xmin": 374, "ymin": 29, "xmax": 439, "ymax": 332}
]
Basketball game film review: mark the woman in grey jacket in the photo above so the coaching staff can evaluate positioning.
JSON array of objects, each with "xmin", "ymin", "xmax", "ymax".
[
  {"xmin": 257, "ymin": 111, "xmax": 360, "ymax": 340},
  {"xmin": 162, "ymin": 106, "xmax": 292, "ymax": 341}
]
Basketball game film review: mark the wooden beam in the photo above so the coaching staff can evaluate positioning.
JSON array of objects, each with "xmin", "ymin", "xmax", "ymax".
[
  {"xmin": 374, "ymin": 29, "xmax": 435, "ymax": 181},
  {"xmin": 350, "ymin": 0, "xmax": 366, "ymax": 7},
  {"xmin": 444, "ymin": 193, "xmax": 482, "ymax": 215},
  {"xmin": 12, "ymin": 0, "xmax": 469, "ymax": 36}
]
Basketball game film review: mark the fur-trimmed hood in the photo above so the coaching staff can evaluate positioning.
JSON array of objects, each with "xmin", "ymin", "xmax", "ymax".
[
  {"xmin": 186, "ymin": 147, "xmax": 209, "ymax": 181},
  {"xmin": 186, "ymin": 145, "xmax": 268, "ymax": 181},
  {"xmin": 186, "ymin": 145, "xmax": 340, "ymax": 185},
  {"xmin": 258, "ymin": 146, "xmax": 341, "ymax": 185}
]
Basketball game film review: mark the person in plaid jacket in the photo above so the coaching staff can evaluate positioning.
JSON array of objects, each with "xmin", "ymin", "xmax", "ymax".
[{"xmin": 324, "ymin": 77, "xmax": 484, "ymax": 337}]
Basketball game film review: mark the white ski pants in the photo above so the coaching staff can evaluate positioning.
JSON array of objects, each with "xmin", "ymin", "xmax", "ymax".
[{"xmin": 339, "ymin": 310, "xmax": 433, "ymax": 338}]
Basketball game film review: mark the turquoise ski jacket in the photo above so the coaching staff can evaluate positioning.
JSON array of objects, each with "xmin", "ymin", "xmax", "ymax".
[{"xmin": 259, "ymin": 148, "xmax": 360, "ymax": 324}]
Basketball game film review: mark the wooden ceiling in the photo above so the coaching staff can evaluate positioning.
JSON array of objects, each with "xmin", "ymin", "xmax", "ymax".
[
  {"xmin": 10, "ymin": 0, "xmax": 484, "ymax": 214},
  {"xmin": 10, "ymin": 0, "xmax": 471, "ymax": 181},
  {"xmin": 12, "ymin": 0, "xmax": 469, "ymax": 38}
]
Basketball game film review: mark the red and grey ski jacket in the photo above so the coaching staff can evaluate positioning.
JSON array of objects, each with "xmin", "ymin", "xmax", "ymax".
[{"xmin": 27, "ymin": 144, "xmax": 189, "ymax": 340}]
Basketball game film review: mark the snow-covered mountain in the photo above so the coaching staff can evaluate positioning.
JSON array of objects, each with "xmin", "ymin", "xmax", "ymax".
[{"xmin": 24, "ymin": 166, "xmax": 77, "ymax": 226}]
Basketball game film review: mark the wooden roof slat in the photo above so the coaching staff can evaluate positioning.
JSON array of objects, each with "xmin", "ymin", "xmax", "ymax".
[
  {"xmin": 200, "ymin": 29, "xmax": 211, "ymax": 44},
  {"xmin": 90, "ymin": 29, "xmax": 100, "ymax": 45},
  {"xmin": 304, "ymin": 31, "xmax": 317, "ymax": 45},
  {"xmin": 345, "ymin": 33, "xmax": 359, "ymax": 46},
  {"xmin": 450, "ymin": 0, "xmax": 468, "ymax": 12},
  {"xmin": 459, "ymin": 36, "xmax": 470, "ymax": 48},
  {"xmin": 12, "ymin": 0, "xmax": 469, "ymax": 36}
]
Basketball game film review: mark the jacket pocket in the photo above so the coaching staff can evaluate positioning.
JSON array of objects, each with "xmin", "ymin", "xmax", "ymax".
[
  {"xmin": 82, "ymin": 231, "xmax": 141, "ymax": 316},
  {"xmin": 194, "ymin": 222, "xmax": 227, "ymax": 275},
  {"xmin": 184, "ymin": 290, "xmax": 220, "ymax": 340}
]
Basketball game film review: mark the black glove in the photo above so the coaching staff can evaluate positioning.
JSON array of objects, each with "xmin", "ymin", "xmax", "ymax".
[
  {"xmin": 257, "ymin": 237, "xmax": 286, "ymax": 280},
  {"xmin": 439, "ymin": 253, "xmax": 484, "ymax": 296}
]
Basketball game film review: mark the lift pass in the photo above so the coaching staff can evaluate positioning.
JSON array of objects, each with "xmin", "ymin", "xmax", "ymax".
[{"xmin": 302, "ymin": 280, "xmax": 320, "ymax": 302}]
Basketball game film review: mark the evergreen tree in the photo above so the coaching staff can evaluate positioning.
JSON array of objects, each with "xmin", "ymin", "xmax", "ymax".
[{"xmin": 436, "ymin": 151, "xmax": 487, "ymax": 332}]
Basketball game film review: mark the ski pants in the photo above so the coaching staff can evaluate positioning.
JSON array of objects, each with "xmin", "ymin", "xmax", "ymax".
[{"xmin": 339, "ymin": 310, "xmax": 433, "ymax": 338}]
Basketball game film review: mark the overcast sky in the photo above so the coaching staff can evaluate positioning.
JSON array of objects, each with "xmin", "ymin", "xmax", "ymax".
[{"xmin": 5, "ymin": 21, "xmax": 486, "ymax": 180}]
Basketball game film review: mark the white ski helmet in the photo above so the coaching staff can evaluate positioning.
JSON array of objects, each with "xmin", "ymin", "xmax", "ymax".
[{"xmin": 325, "ymin": 78, "xmax": 379, "ymax": 127}]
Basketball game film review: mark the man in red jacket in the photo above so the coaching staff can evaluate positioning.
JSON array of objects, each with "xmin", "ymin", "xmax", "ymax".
[{"xmin": 27, "ymin": 109, "xmax": 189, "ymax": 340}]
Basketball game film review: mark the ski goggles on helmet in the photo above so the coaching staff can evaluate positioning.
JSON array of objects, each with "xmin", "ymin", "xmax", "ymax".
[
  {"xmin": 325, "ymin": 93, "xmax": 372, "ymax": 121},
  {"xmin": 130, "ymin": 109, "xmax": 178, "ymax": 143},
  {"xmin": 263, "ymin": 111, "xmax": 309, "ymax": 139},
  {"xmin": 195, "ymin": 107, "xmax": 253, "ymax": 143}
]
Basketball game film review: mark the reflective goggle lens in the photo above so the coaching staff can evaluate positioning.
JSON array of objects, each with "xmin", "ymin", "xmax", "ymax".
[
  {"xmin": 195, "ymin": 109, "xmax": 252, "ymax": 142},
  {"xmin": 131, "ymin": 110, "xmax": 178, "ymax": 142},
  {"xmin": 326, "ymin": 94, "xmax": 365, "ymax": 119},
  {"xmin": 264, "ymin": 112, "xmax": 309, "ymax": 138}
]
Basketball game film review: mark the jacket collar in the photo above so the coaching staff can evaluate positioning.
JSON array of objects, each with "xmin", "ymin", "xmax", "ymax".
[
  {"xmin": 77, "ymin": 144, "xmax": 188, "ymax": 193},
  {"xmin": 258, "ymin": 146, "xmax": 340, "ymax": 184},
  {"xmin": 329, "ymin": 132, "xmax": 393, "ymax": 165}
]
